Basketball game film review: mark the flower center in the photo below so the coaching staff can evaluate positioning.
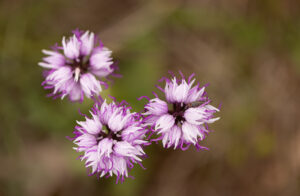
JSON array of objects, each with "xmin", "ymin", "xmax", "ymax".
[
  {"xmin": 169, "ymin": 101, "xmax": 205, "ymax": 125},
  {"xmin": 68, "ymin": 55, "xmax": 90, "ymax": 81},
  {"xmin": 96, "ymin": 125, "xmax": 122, "ymax": 143},
  {"xmin": 169, "ymin": 102, "xmax": 187, "ymax": 125}
]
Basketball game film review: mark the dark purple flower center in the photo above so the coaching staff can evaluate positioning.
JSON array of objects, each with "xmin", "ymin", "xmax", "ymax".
[
  {"xmin": 169, "ymin": 101, "xmax": 204, "ymax": 125},
  {"xmin": 96, "ymin": 125, "xmax": 122, "ymax": 142},
  {"xmin": 68, "ymin": 56, "xmax": 90, "ymax": 76},
  {"xmin": 169, "ymin": 102, "xmax": 187, "ymax": 125}
]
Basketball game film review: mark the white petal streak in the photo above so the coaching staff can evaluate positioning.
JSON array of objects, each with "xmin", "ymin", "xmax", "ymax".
[
  {"xmin": 144, "ymin": 98, "xmax": 168, "ymax": 116},
  {"xmin": 164, "ymin": 78, "xmax": 190, "ymax": 103},
  {"xmin": 38, "ymin": 50, "xmax": 65, "ymax": 69},
  {"xmin": 80, "ymin": 73, "xmax": 102, "ymax": 98},
  {"xmin": 155, "ymin": 114, "xmax": 175, "ymax": 133},
  {"xmin": 108, "ymin": 110, "xmax": 131, "ymax": 132},
  {"xmin": 161, "ymin": 125, "xmax": 182, "ymax": 148},
  {"xmin": 77, "ymin": 113, "xmax": 102, "ymax": 135},
  {"xmin": 80, "ymin": 31, "xmax": 94, "ymax": 55},
  {"xmin": 184, "ymin": 105, "xmax": 220, "ymax": 125},
  {"xmin": 112, "ymin": 156, "xmax": 128, "ymax": 177},
  {"xmin": 62, "ymin": 35, "xmax": 80, "ymax": 59},
  {"xmin": 184, "ymin": 107, "xmax": 206, "ymax": 125},
  {"xmin": 89, "ymin": 47, "xmax": 113, "ymax": 77},
  {"xmin": 186, "ymin": 86, "xmax": 205, "ymax": 103},
  {"xmin": 182, "ymin": 122, "xmax": 200, "ymax": 145},
  {"xmin": 173, "ymin": 80, "xmax": 189, "ymax": 102},
  {"xmin": 97, "ymin": 138, "xmax": 113, "ymax": 157},
  {"xmin": 114, "ymin": 141, "xmax": 144, "ymax": 162},
  {"xmin": 74, "ymin": 134, "xmax": 97, "ymax": 150}
]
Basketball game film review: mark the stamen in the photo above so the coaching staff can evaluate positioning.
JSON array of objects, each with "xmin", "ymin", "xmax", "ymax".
[{"xmin": 74, "ymin": 67, "xmax": 81, "ymax": 82}]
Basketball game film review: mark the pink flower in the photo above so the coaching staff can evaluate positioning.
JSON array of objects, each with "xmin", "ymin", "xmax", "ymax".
[
  {"xmin": 141, "ymin": 72, "xmax": 220, "ymax": 150},
  {"xmin": 70, "ymin": 98, "xmax": 148, "ymax": 183},
  {"xmin": 39, "ymin": 29, "xmax": 116, "ymax": 102}
]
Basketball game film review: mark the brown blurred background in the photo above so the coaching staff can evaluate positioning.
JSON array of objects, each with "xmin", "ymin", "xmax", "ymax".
[{"xmin": 0, "ymin": 0, "xmax": 300, "ymax": 195}]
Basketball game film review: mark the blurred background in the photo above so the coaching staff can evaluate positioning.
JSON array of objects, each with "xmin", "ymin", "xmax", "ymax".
[{"xmin": 0, "ymin": 0, "xmax": 300, "ymax": 195}]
